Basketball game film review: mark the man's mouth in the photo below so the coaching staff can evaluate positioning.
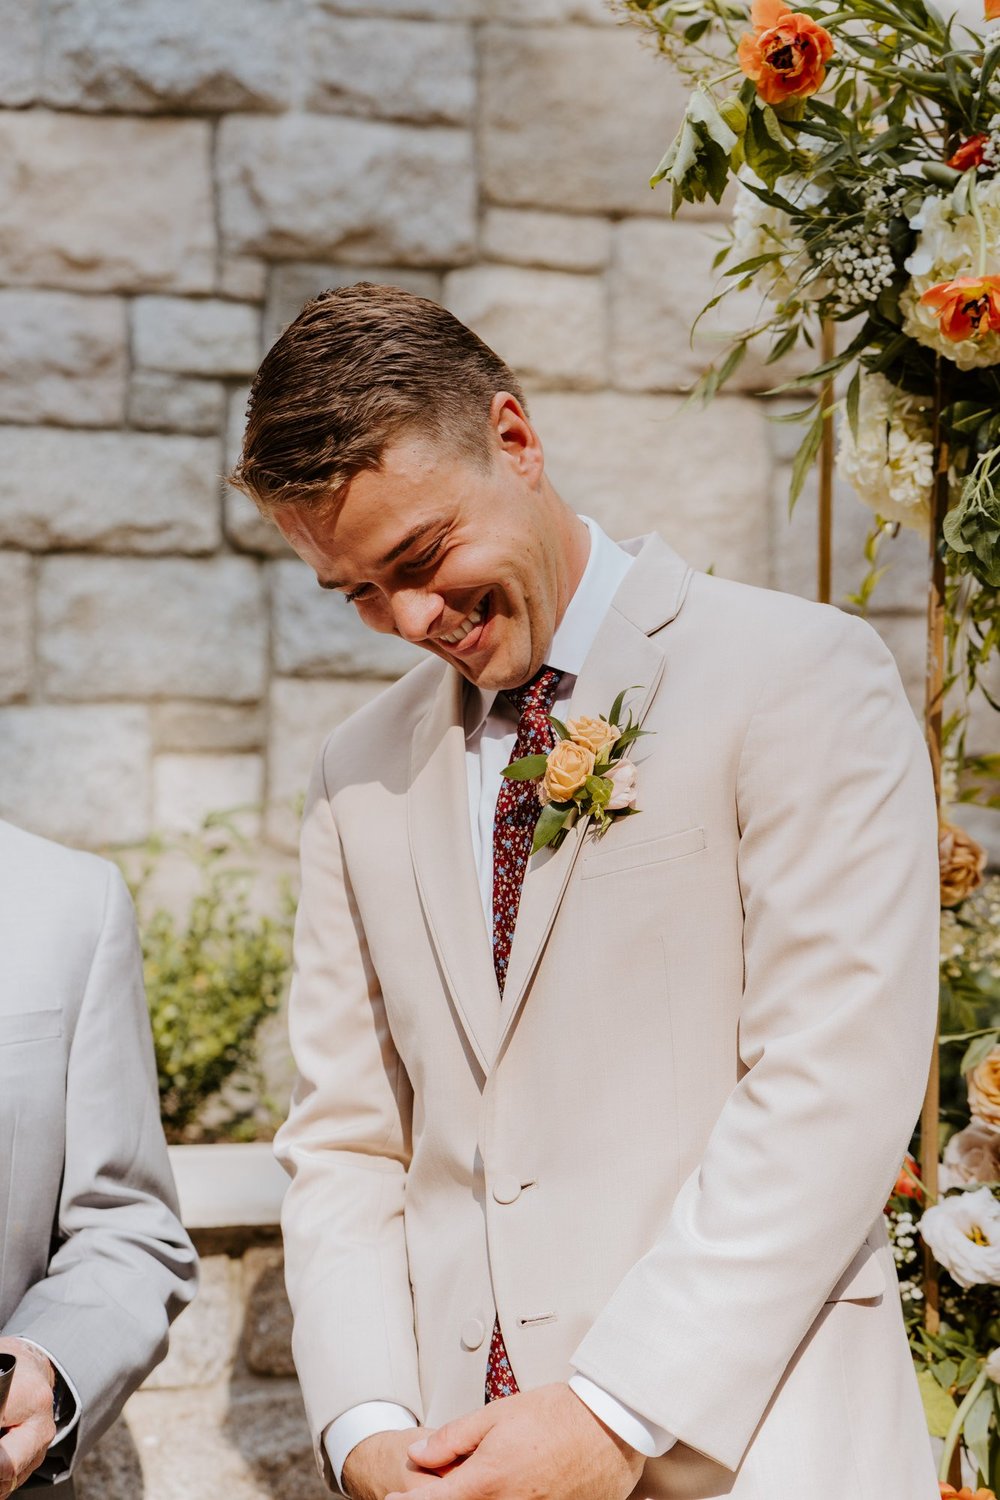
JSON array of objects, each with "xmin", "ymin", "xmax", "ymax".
[{"xmin": 438, "ymin": 596, "xmax": 488, "ymax": 651}]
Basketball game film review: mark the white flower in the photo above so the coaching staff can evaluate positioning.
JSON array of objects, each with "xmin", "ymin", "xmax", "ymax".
[
  {"xmin": 986, "ymin": 1347, "xmax": 1000, "ymax": 1383},
  {"xmin": 939, "ymin": 1120, "xmax": 1000, "ymax": 1191},
  {"xmin": 918, "ymin": 1185, "xmax": 1000, "ymax": 1289},
  {"xmin": 835, "ymin": 371, "xmax": 935, "ymax": 535},
  {"xmin": 730, "ymin": 169, "xmax": 829, "ymax": 308},
  {"xmin": 901, "ymin": 178, "xmax": 1000, "ymax": 369}
]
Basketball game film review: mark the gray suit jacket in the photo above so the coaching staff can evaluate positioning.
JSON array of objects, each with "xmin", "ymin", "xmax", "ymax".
[{"xmin": 0, "ymin": 819, "xmax": 198, "ymax": 1493}]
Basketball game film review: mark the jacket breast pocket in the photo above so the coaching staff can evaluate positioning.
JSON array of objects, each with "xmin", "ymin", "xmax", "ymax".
[
  {"xmin": 580, "ymin": 824, "xmax": 707, "ymax": 880},
  {"xmin": 0, "ymin": 1009, "xmax": 63, "ymax": 1047},
  {"xmin": 825, "ymin": 1233, "xmax": 886, "ymax": 1303}
]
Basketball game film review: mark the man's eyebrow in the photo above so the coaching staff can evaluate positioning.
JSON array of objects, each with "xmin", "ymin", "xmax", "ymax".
[{"xmin": 317, "ymin": 519, "xmax": 445, "ymax": 591}]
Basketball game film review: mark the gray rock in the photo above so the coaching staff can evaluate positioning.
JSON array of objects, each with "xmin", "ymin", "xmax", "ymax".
[
  {"xmin": 0, "ymin": 553, "xmax": 32, "ymax": 704},
  {"xmin": 444, "ymin": 264, "xmax": 607, "ymax": 389},
  {"xmin": 0, "ymin": 428, "xmax": 221, "ymax": 554},
  {"xmin": 152, "ymin": 703, "xmax": 266, "ymax": 754},
  {"xmin": 306, "ymin": 15, "xmax": 475, "ymax": 125},
  {"xmin": 43, "ymin": 0, "xmax": 294, "ymax": 112},
  {"xmin": 142, "ymin": 1257, "xmax": 242, "ymax": 1390},
  {"xmin": 271, "ymin": 559, "xmax": 423, "ymax": 678},
  {"xmin": 481, "ymin": 209, "xmax": 612, "ymax": 273},
  {"xmin": 219, "ymin": 257, "xmax": 269, "ymax": 303},
  {"xmin": 133, "ymin": 297, "xmax": 261, "ymax": 378},
  {"xmin": 218, "ymin": 114, "xmax": 476, "ymax": 267},
  {"xmin": 38, "ymin": 557, "xmax": 267, "ymax": 703},
  {"xmin": 265, "ymin": 263, "xmax": 442, "ymax": 346},
  {"xmin": 242, "ymin": 1247, "xmax": 296, "ymax": 1377},
  {"xmin": 152, "ymin": 754, "xmax": 265, "ymax": 837},
  {"xmin": 129, "ymin": 373, "xmax": 227, "ymax": 437},
  {"xmin": 0, "ymin": 290, "xmax": 126, "ymax": 427},
  {"xmin": 311, "ymin": 0, "xmax": 475, "ymax": 17},
  {"xmin": 480, "ymin": 26, "xmax": 690, "ymax": 217},
  {"xmin": 0, "ymin": 0, "xmax": 42, "ymax": 105},
  {"xmin": 0, "ymin": 112, "xmax": 215, "ymax": 293},
  {"xmin": 0, "ymin": 706, "xmax": 151, "ymax": 846}
]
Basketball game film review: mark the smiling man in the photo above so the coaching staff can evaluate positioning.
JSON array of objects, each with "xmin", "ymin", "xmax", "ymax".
[{"xmin": 232, "ymin": 283, "xmax": 941, "ymax": 1500}]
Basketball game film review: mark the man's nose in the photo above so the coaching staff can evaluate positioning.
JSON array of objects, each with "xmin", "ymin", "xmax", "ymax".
[{"xmin": 390, "ymin": 589, "xmax": 441, "ymax": 643}]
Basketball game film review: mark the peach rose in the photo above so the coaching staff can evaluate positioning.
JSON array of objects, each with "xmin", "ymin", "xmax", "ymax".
[
  {"xmin": 737, "ymin": 0, "xmax": 834, "ymax": 107},
  {"xmin": 542, "ymin": 739, "xmax": 595, "ymax": 804},
  {"xmin": 941, "ymin": 1120, "xmax": 1000, "ymax": 1188},
  {"xmin": 969, "ymin": 1045, "xmax": 1000, "ymax": 1130},
  {"xmin": 605, "ymin": 759, "xmax": 638, "ymax": 811},
  {"xmin": 939, "ymin": 819, "xmax": 987, "ymax": 907},
  {"xmin": 920, "ymin": 277, "xmax": 1000, "ymax": 343},
  {"xmin": 566, "ymin": 715, "xmax": 621, "ymax": 758}
]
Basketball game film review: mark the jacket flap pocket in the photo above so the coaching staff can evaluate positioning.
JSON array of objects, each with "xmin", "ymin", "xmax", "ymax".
[
  {"xmin": 825, "ymin": 1237, "xmax": 885, "ymax": 1302},
  {"xmin": 581, "ymin": 824, "xmax": 706, "ymax": 880},
  {"xmin": 0, "ymin": 1009, "xmax": 63, "ymax": 1047}
]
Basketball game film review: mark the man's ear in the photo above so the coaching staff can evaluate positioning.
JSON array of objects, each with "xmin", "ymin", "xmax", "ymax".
[{"xmin": 490, "ymin": 391, "xmax": 544, "ymax": 484}]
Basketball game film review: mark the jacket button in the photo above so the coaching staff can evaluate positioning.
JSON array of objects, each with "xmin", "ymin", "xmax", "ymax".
[
  {"xmin": 492, "ymin": 1175, "xmax": 522, "ymax": 1204},
  {"xmin": 461, "ymin": 1318, "xmax": 486, "ymax": 1350}
]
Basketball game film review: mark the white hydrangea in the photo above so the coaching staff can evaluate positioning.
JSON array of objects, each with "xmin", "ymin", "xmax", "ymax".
[
  {"xmin": 730, "ymin": 170, "xmax": 829, "ymax": 308},
  {"xmin": 835, "ymin": 371, "xmax": 935, "ymax": 534},
  {"xmin": 901, "ymin": 177, "xmax": 1000, "ymax": 369},
  {"xmin": 919, "ymin": 1185, "xmax": 1000, "ymax": 1289}
]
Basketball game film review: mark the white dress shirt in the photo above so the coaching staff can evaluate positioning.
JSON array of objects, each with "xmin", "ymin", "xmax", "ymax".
[{"xmin": 324, "ymin": 518, "xmax": 676, "ymax": 1492}]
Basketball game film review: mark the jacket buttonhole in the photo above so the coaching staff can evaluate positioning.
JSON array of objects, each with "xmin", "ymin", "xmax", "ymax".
[{"xmin": 519, "ymin": 1312, "xmax": 557, "ymax": 1326}]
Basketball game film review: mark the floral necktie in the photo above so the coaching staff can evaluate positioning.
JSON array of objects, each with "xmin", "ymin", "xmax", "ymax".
[{"xmin": 485, "ymin": 664, "xmax": 562, "ymax": 1403}]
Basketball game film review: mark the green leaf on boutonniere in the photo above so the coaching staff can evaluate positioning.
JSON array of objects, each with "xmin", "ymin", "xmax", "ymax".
[
  {"xmin": 584, "ymin": 775, "xmax": 614, "ymax": 808},
  {"xmin": 613, "ymin": 725, "xmax": 652, "ymax": 751},
  {"xmin": 531, "ymin": 803, "xmax": 573, "ymax": 855},
  {"xmin": 548, "ymin": 715, "xmax": 571, "ymax": 741},
  {"xmin": 502, "ymin": 753, "xmax": 550, "ymax": 781},
  {"xmin": 608, "ymin": 686, "xmax": 642, "ymax": 728}
]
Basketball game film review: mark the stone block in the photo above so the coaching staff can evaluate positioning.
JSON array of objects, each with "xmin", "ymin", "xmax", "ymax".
[
  {"xmin": 153, "ymin": 754, "xmax": 265, "ymax": 837},
  {"xmin": 267, "ymin": 678, "xmax": 387, "ymax": 850},
  {"xmin": 610, "ymin": 219, "xmax": 816, "ymax": 394},
  {"xmin": 38, "ymin": 557, "xmax": 267, "ymax": 702},
  {"xmin": 133, "ymin": 297, "xmax": 261, "ymax": 378},
  {"xmin": 143, "ymin": 1257, "xmax": 242, "ymax": 1390},
  {"xmin": 0, "ymin": 291, "xmax": 126, "ymax": 427},
  {"xmin": 43, "ymin": 0, "xmax": 293, "ymax": 112},
  {"xmin": 306, "ymin": 15, "xmax": 474, "ymax": 125},
  {"xmin": 218, "ymin": 114, "xmax": 476, "ymax": 267},
  {"xmin": 312, "ymin": 0, "xmax": 475, "ymax": 17},
  {"xmin": 528, "ymin": 390, "xmax": 773, "ymax": 586},
  {"xmin": 0, "ymin": 553, "xmax": 33, "ymax": 703},
  {"xmin": 444, "ymin": 265, "xmax": 607, "ymax": 389},
  {"xmin": 152, "ymin": 703, "xmax": 266, "ymax": 754},
  {"xmin": 0, "ymin": 0, "xmax": 42, "ymax": 106},
  {"xmin": 481, "ymin": 209, "xmax": 612, "ymax": 273},
  {"xmin": 265, "ymin": 263, "xmax": 442, "ymax": 346},
  {"xmin": 480, "ymin": 26, "xmax": 690, "ymax": 217},
  {"xmin": 271, "ymin": 559, "xmax": 422, "ymax": 678},
  {"xmin": 225, "ymin": 385, "xmax": 294, "ymax": 557},
  {"xmin": 500, "ymin": 0, "xmax": 614, "ymax": 17},
  {"xmin": 0, "ymin": 706, "xmax": 150, "ymax": 846},
  {"xmin": 219, "ymin": 257, "xmax": 269, "ymax": 303},
  {"xmin": 0, "ymin": 113, "xmax": 214, "ymax": 294},
  {"xmin": 242, "ymin": 1247, "xmax": 295, "ymax": 1377},
  {"xmin": 0, "ymin": 428, "xmax": 221, "ymax": 554},
  {"xmin": 129, "ymin": 372, "xmax": 227, "ymax": 437}
]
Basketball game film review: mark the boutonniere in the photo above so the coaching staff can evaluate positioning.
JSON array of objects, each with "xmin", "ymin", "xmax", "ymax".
[{"xmin": 502, "ymin": 686, "xmax": 653, "ymax": 854}]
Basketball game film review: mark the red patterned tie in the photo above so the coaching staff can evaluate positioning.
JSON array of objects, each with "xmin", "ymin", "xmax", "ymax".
[{"xmin": 485, "ymin": 665, "xmax": 562, "ymax": 1403}]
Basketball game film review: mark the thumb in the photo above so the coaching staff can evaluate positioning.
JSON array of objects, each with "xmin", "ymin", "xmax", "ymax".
[{"xmin": 407, "ymin": 1406, "xmax": 495, "ymax": 1470}]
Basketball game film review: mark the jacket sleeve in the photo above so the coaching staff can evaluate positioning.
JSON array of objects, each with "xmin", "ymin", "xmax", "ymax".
[
  {"xmin": 4, "ymin": 863, "xmax": 198, "ymax": 1475},
  {"xmin": 570, "ymin": 609, "xmax": 940, "ymax": 1470},
  {"xmin": 274, "ymin": 751, "xmax": 421, "ymax": 1487}
]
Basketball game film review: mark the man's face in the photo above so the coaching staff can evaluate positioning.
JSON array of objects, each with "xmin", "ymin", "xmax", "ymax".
[{"xmin": 270, "ymin": 404, "xmax": 583, "ymax": 692}]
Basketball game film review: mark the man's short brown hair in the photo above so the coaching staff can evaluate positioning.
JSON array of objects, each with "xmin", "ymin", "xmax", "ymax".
[{"xmin": 229, "ymin": 282, "xmax": 527, "ymax": 514}]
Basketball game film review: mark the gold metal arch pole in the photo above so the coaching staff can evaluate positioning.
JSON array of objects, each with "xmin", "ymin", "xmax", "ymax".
[{"xmin": 818, "ymin": 320, "xmax": 836, "ymax": 605}]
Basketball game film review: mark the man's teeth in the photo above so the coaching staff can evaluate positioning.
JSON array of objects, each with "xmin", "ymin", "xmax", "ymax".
[{"xmin": 440, "ymin": 600, "xmax": 485, "ymax": 645}]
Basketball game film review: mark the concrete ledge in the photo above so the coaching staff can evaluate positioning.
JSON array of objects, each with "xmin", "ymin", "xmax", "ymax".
[{"xmin": 168, "ymin": 1141, "xmax": 288, "ymax": 1231}]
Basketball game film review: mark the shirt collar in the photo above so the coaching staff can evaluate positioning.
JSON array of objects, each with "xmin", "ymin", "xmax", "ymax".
[{"xmin": 464, "ymin": 516, "xmax": 635, "ymax": 735}]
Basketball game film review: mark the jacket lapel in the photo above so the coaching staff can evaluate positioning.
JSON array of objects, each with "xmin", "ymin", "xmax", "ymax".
[
  {"xmin": 496, "ymin": 534, "xmax": 692, "ymax": 1054},
  {"xmin": 408, "ymin": 665, "xmax": 499, "ymax": 1074}
]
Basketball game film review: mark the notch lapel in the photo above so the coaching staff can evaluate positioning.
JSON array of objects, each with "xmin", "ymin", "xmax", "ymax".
[{"xmin": 408, "ymin": 666, "xmax": 499, "ymax": 1074}]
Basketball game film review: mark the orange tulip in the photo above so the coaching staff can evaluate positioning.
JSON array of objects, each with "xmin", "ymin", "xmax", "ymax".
[
  {"xmin": 738, "ymin": 0, "xmax": 835, "ymax": 106},
  {"xmin": 890, "ymin": 1153, "xmax": 923, "ymax": 1202},
  {"xmin": 947, "ymin": 134, "xmax": 988, "ymax": 171},
  {"xmin": 919, "ymin": 276, "xmax": 1000, "ymax": 341},
  {"xmin": 986, "ymin": 0, "xmax": 1000, "ymax": 20},
  {"xmin": 939, "ymin": 1485, "xmax": 997, "ymax": 1499}
]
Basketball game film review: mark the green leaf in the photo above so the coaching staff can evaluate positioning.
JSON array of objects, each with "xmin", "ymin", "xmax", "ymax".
[
  {"xmin": 846, "ymin": 368, "xmax": 861, "ymax": 445},
  {"xmin": 788, "ymin": 407, "xmax": 825, "ymax": 516},
  {"xmin": 743, "ymin": 101, "xmax": 793, "ymax": 190},
  {"xmin": 960, "ymin": 1030, "xmax": 1000, "ymax": 1074},
  {"xmin": 531, "ymin": 803, "xmax": 573, "ymax": 855},
  {"xmin": 917, "ymin": 1368, "xmax": 958, "ymax": 1439},
  {"xmin": 964, "ymin": 1383, "xmax": 994, "ymax": 1482},
  {"xmin": 501, "ymin": 753, "xmax": 550, "ymax": 781},
  {"xmin": 584, "ymin": 775, "xmax": 614, "ymax": 808},
  {"xmin": 609, "ymin": 686, "xmax": 641, "ymax": 728},
  {"xmin": 548, "ymin": 715, "xmax": 571, "ymax": 741}
]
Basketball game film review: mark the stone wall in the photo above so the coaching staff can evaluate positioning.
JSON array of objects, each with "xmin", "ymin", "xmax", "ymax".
[{"xmin": 2, "ymin": 0, "xmax": 986, "ymax": 862}]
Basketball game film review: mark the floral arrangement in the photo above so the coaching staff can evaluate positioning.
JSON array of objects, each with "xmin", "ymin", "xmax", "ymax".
[
  {"xmin": 501, "ymin": 688, "xmax": 649, "ymax": 852},
  {"xmin": 618, "ymin": 0, "xmax": 1000, "ymax": 1481}
]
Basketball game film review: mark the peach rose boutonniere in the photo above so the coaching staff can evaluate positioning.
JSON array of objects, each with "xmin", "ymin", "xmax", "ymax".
[{"xmin": 502, "ymin": 686, "xmax": 651, "ymax": 854}]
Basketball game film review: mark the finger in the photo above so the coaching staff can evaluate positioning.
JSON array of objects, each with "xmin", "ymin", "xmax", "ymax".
[
  {"xmin": 388, "ymin": 1461, "xmax": 485, "ymax": 1500},
  {"xmin": 0, "ymin": 1448, "xmax": 14, "ymax": 1500},
  {"xmin": 0, "ymin": 1416, "xmax": 55, "ymax": 1487},
  {"xmin": 407, "ymin": 1409, "xmax": 494, "ymax": 1471}
]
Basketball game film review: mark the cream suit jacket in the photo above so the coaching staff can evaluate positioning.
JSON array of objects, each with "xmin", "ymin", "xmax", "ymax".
[
  {"xmin": 276, "ymin": 534, "xmax": 941, "ymax": 1500},
  {"xmin": 0, "ymin": 819, "xmax": 198, "ymax": 1493}
]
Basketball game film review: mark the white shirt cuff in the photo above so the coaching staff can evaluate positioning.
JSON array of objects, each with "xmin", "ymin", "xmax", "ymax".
[
  {"xmin": 323, "ymin": 1402, "xmax": 419, "ymax": 1495},
  {"xmin": 568, "ymin": 1374, "xmax": 677, "ymax": 1458},
  {"xmin": 16, "ymin": 1337, "xmax": 81, "ymax": 1448}
]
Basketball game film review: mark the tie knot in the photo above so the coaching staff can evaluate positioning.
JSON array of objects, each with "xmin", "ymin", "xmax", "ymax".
[{"xmin": 505, "ymin": 666, "xmax": 562, "ymax": 727}]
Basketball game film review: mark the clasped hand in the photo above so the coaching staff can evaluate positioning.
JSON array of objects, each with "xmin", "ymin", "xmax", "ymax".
[
  {"xmin": 352, "ymin": 1382, "xmax": 644, "ymax": 1500},
  {"xmin": 0, "ymin": 1337, "xmax": 57, "ymax": 1499}
]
